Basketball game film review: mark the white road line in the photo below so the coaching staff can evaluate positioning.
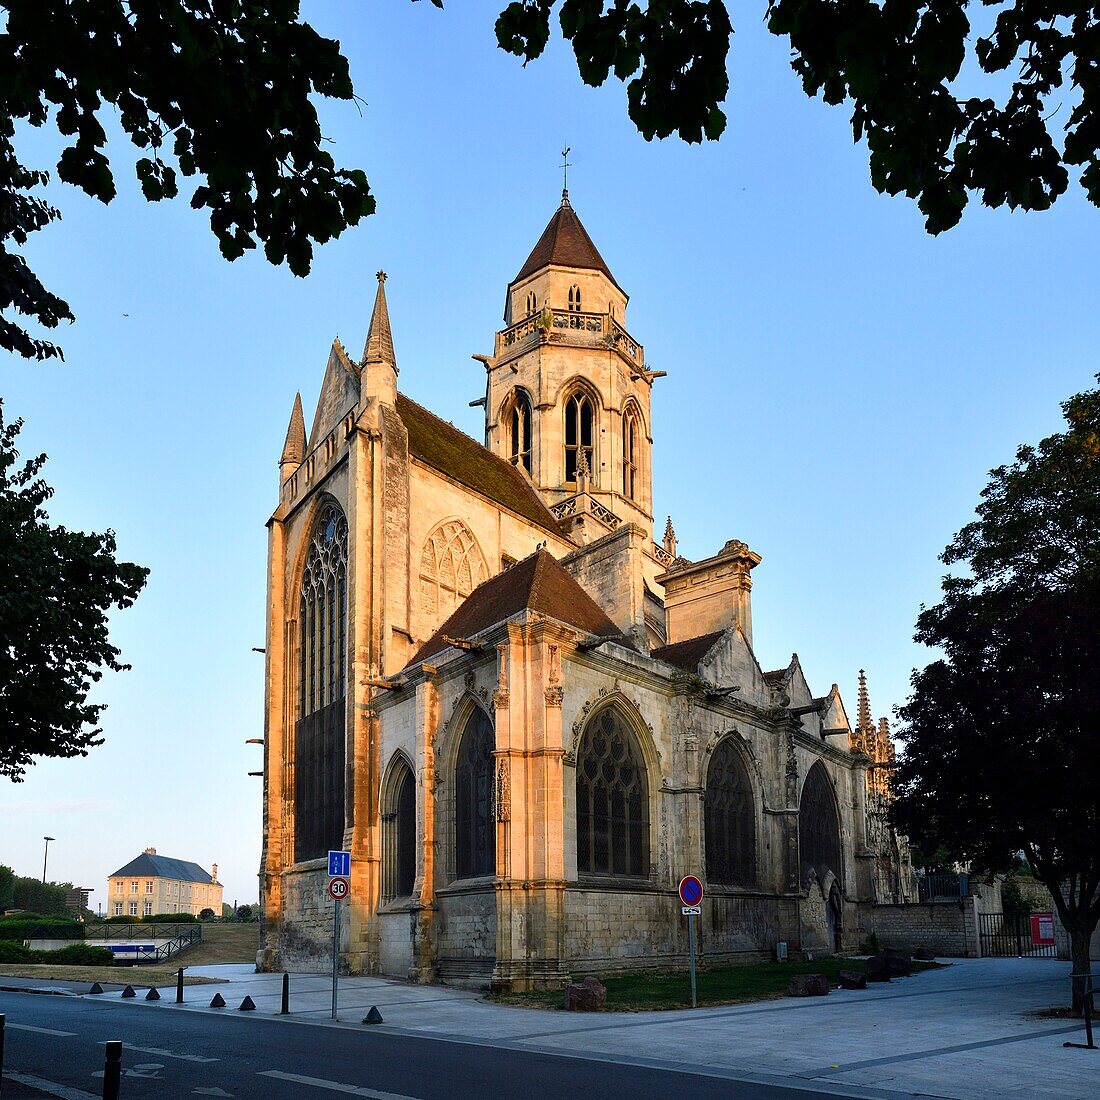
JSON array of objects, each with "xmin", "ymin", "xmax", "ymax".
[
  {"xmin": 259, "ymin": 1070, "xmax": 420, "ymax": 1098},
  {"xmin": 100, "ymin": 1041, "xmax": 218, "ymax": 1062},
  {"xmin": 5, "ymin": 1022, "xmax": 77, "ymax": 1036},
  {"xmin": 2, "ymin": 1071, "xmax": 98, "ymax": 1099}
]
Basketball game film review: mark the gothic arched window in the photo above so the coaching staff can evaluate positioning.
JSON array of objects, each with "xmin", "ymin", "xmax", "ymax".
[
  {"xmin": 705, "ymin": 740, "xmax": 756, "ymax": 886},
  {"xmin": 568, "ymin": 284, "xmax": 582, "ymax": 311},
  {"xmin": 382, "ymin": 758, "xmax": 416, "ymax": 901},
  {"xmin": 418, "ymin": 520, "xmax": 488, "ymax": 637},
  {"xmin": 799, "ymin": 762, "xmax": 842, "ymax": 887},
  {"xmin": 295, "ymin": 501, "xmax": 348, "ymax": 863},
  {"xmin": 455, "ymin": 708, "xmax": 495, "ymax": 879},
  {"xmin": 508, "ymin": 390, "xmax": 533, "ymax": 473},
  {"xmin": 577, "ymin": 706, "xmax": 649, "ymax": 877},
  {"xmin": 622, "ymin": 407, "xmax": 640, "ymax": 500},
  {"xmin": 564, "ymin": 390, "xmax": 594, "ymax": 486},
  {"xmin": 525, "ymin": 291, "xmax": 537, "ymax": 315}
]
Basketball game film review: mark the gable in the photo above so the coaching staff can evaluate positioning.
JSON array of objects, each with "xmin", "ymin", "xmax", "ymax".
[{"xmin": 308, "ymin": 341, "xmax": 360, "ymax": 449}]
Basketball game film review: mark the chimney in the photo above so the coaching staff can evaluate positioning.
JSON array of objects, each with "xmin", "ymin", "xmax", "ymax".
[
  {"xmin": 658, "ymin": 538, "xmax": 761, "ymax": 647},
  {"xmin": 144, "ymin": 847, "xmax": 156, "ymax": 855},
  {"xmin": 211, "ymin": 863, "xmax": 218, "ymax": 883}
]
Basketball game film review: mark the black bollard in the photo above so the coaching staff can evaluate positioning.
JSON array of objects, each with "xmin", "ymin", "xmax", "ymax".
[
  {"xmin": 102, "ymin": 1040, "xmax": 122, "ymax": 1100},
  {"xmin": 1, "ymin": 1013, "xmax": 6, "ymax": 1084},
  {"xmin": 121, "ymin": 985, "xmax": 136, "ymax": 998},
  {"xmin": 176, "ymin": 967, "xmax": 184, "ymax": 1004},
  {"xmin": 145, "ymin": 987, "xmax": 160, "ymax": 1001},
  {"xmin": 89, "ymin": 982, "xmax": 104, "ymax": 995},
  {"xmin": 210, "ymin": 992, "xmax": 226, "ymax": 1008},
  {"xmin": 280, "ymin": 971, "xmax": 290, "ymax": 1015},
  {"xmin": 238, "ymin": 995, "xmax": 256, "ymax": 1011}
]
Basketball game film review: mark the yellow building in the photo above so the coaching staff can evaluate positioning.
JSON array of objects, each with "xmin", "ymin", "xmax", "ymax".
[{"xmin": 107, "ymin": 848, "xmax": 222, "ymax": 918}]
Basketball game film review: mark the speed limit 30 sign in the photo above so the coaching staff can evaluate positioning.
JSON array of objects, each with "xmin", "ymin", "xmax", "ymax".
[{"xmin": 327, "ymin": 876, "xmax": 349, "ymax": 901}]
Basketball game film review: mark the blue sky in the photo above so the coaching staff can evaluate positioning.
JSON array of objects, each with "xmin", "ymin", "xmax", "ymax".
[{"xmin": 2, "ymin": 1, "xmax": 1097, "ymax": 907}]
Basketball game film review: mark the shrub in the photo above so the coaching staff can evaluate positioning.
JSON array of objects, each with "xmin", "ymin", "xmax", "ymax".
[
  {"xmin": 0, "ymin": 941, "xmax": 33, "ymax": 962},
  {"xmin": 147, "ymin": 912, "xmax": 197, "ymax": 923},
  {"xmin": 0, "ymin": 920, "xmax": 83, "ymax": 942},
  {"xmin": 0, "ymin": 940, "xmax": 112, "ymax": 965}
]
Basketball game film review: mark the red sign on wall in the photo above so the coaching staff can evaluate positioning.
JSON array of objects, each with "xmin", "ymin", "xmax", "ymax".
[{"xmin": 1030, "ymin": 912, "xmax": 1055, "ymax": 946}]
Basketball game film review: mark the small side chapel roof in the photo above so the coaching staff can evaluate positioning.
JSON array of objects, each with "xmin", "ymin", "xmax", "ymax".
[
  {"xmin": 651, "ymin": 630, "xmax": 725, "ymax": 672},
  {"xmin": 395, "ymin": 394, "xmax": 561, "ymax": 535},
  {"xmin": 511, "ymin": 196, "xmax": 623, "ymax": 293},
  {"xmin": 406, "ymin": 548, "xmax": 628, "ymax": 668}
]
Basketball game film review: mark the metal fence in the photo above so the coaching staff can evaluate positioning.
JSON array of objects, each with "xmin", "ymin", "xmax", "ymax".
[
  {"xmin": 917, "ymin": 872, "xmax": 970, "ymax": 902},
  {"xmin": 978, "ymin": 911, "xmax": 1057, "ymax": 957}
]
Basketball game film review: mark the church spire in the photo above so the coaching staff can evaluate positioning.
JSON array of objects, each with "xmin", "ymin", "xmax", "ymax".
[
  {"xmin": 279, "ymin": 392, "xmax": 306, "ymax": 481},
  {"xmin": 857, "ymin": 669, "xmax": 873, "ymax": 740},
  {"xmin": 363, "ymin": 271, "xmax": 396, "ymax": 368}
]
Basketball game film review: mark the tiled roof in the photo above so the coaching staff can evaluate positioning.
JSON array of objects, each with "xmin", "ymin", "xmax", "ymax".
[
  {"xmin": 512, "ymin": 199, "xmax": 622, "ymax": 292},
  {"xmin": 110, "ymin": 853, "xmax": 214, "ymax": 884},
  {"xmin": 651, "ymin": 631, "xmax": 725, "ymax": 673},
  {"xmin": 396, "ymin": 394, "xmax": 562, "ymax": 535},
  {"xmin": 407, "ymin": 548, "xmax": 627, "ymax": 667}
]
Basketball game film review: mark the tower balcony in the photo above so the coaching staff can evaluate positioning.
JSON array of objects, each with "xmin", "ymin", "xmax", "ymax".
[{"xmin": 495, "ymin": 309, "xmax": 645, "ymax": 371}]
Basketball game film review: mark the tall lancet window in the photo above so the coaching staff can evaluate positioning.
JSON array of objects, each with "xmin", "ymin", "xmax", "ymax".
[
  {"xmin": 295, "ymin": 501, "xmax": 348, "ymax": 863},
  {"xmin": 622, "ymin": 407, "xmax": 639, "ymax": 500},
  {"xmin": 509, "ymin": 390, "xmax": 533, "ymax": 473},
  {"xmin": 705, "ymin": 740, "xmax": 757, "ymax": 886},
  {"xmin": 568, "ymin": 284, "xmax": 582, "ymax": 311},
  {"xmin": 454, "ymin": 708, "xmax": 495, "ymax": 879},
  {"xmin": 564, "ymin": 390, "xmax": 594, "ymax": 486},
  {"xmin": 525, "ymin": 291, "xmax": 537, "ymax": 315}
]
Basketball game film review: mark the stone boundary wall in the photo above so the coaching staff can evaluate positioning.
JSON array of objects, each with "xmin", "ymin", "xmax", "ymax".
[{"xmin": 871, "ymin": 897, "xmax": 979, "ymax": 958}]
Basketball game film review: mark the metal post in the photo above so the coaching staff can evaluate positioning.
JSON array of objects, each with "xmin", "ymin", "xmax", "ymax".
[
  {"xmin": 331, "ymin": 899, "xmax": 340, "ymax": 1020},
  {"xmin": 176, "ymin": 967, "xmax": 184, "ymax": 1004},
  {"xmin": 688, "ymin": 913, "xmax": 697, "ymax": 1009},
  {"xmin": 1, "ymin": 1012, "xmax": 6, "ymax": 1085},
  {"xmin": 102, "ymin": 1040, "xmax": 122, "ymax": 1100},
  {"xmin": 280, "ymin": 971, "xmax": 290, "ymax": 1015},
  {"xmin": 1064, "ymin": 971, "xmax": 1097, "ymax": 1050}
]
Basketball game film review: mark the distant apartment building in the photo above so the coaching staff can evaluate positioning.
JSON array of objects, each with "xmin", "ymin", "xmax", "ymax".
[{"xmin": 107, "ymin": 848, "xmax": 222, "ymax": 918}]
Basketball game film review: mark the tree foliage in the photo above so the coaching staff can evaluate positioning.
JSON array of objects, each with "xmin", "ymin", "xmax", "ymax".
[
  {"xmin": 890, "ymin": 377, "xmax": 1100, "ymax": 1011},
  {"xmin": 0, "ymin": 400, "xmax": 148, "ymax": 780},
  {"xmin": 1, "ymin": 0, "xmax": 374, "ymax": 362},
  {"xmin": 495, "ymin": 0, "xmax": 1099, "ymax": 232}
]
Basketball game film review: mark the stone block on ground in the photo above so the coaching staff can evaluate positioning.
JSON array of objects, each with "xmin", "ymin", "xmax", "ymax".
[
  {"xmin": 866, "ymin": 955, "xmax": 892, "ymax": 982},
  {"xmin": 564, "ymin": 976, "xmax": 607, "ymax": 1011},
  {"xmin": 885, "ymin": 951, "xmax": 912, "ymax": 977},
  {"xmin": 839, "ymin": 969, "xmax": 867, "ymax": 990},
  {"xmin": 913, "ymin": 947, "xmax": 935, "ymax": 961},
  {"xmin": 787, "ymin": 973, "xmax": 830, "ymax": 997}
]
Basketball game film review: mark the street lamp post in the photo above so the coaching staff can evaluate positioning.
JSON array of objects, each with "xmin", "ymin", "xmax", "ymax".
[{"xmin": 42, "ymin": 836, "xmax": 55, "ymax": 883}]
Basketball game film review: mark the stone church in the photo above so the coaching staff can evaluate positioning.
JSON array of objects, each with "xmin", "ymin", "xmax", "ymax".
[{"xmin": 259, "ymin": 191, "xmax": 903, "ymax": 988}]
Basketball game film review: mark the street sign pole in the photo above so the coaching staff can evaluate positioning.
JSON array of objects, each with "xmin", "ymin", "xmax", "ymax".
[
  {"xmin": 688, "ymin": 912, "xmax": 697, "ymax": 1009},
  {"xmin": 331, "ymin": 896, "xmax": 340, "ymax": 1020}
]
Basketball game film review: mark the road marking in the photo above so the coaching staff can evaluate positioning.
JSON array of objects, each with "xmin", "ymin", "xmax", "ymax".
[
  {"xmin": 259, "ymin": 1070, "xmax": 420, "ymax": 1098},
  {"xmin": 193, "ymin": 1089, "xmax": 235, "ymax": 1097},
  {"xmin": 100, "ymin": 1041, "xmax": 218, "ymax": 1062},
  {"xmin": 3, "ymin": 1071, "xmax": 98, "ymax": 1099},
  {"xmin": 5, "ymin": 1023, "xmax": 77, "ymax": 1036}
]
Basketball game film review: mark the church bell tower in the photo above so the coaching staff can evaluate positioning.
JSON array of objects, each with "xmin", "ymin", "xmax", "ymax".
[{"xmin": 481, "ymin": 191, "xmax": 658, "ymax": 540}]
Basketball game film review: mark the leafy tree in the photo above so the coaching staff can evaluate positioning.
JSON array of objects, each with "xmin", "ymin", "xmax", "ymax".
[
  {"xmin": 1, "ymin": 0, "xmax": 373, "ymax": 361},
  {"xmin": 495, "ymin": 0, "xmax": 1098, "ymax": 233},
  {"xmin": 235, "ymin": 903, "xmax": 256, "ymax": 922},
  {"xmin": 891, "ymin": 377, "xmax": 1100, "ymax": 1014},
  {"xmin": 10, "ymin": 876, "xmax": 70, "ymax": 916},
  {"xmin": 0, "ymin": 400, "xmax": 148, "ymax": 780},
  {"xmin": 0, "ymin": 864, "xmax": 14, "ymax": 910},
  {"xmin": 199, "ymin": 907, "xmax": 216, "ymax": 921}
]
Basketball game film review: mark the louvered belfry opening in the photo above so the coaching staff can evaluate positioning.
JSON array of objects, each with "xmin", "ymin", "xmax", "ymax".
[
  {"xmin": 455, "ymin": 708, "xmax": 495, "ymax": 879},
  {"xmin": 799, "ymin": 762, "xmax": 842, "ymax": 887},
  {"xmin": 705, "ymin": 740, "xmax": 757, "ymax": 887},
  {"xmin": 577, "ymin": 707, "xmax": 649, "ymax": 877},
  {"xmin": 294, "ymin": 502, "xmax": 348, "ymax": 864}
]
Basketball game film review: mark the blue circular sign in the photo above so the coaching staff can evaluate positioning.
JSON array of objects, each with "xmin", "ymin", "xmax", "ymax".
[{"xmin": 679, "ymin": 875, "xmax": 703, "ymax": 906}]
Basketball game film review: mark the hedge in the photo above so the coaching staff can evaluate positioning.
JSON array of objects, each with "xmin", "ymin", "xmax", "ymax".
[
  {"xmin": 0, "ymin": 941, "xmax": 113, "ymax": 965},
  {"xmin": 0, "ymin": 920, "xmax": 84, "ymax": 942}
]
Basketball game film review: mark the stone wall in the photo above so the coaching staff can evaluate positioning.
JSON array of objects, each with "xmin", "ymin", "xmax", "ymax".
[
  {"xmin": 871, "ymin": 897, "xmax": 979, "ymax": 957},
  {"xmin": 437, "ymin": 886, "xmax": 496, "ymax": 970}
]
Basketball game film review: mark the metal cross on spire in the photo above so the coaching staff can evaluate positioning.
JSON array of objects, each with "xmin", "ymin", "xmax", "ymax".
[{"xmin": 561, "ymin": 146, "xmax": 572, "ymax": 204}]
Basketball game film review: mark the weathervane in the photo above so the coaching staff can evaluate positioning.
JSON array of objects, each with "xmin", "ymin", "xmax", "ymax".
[{"xmin": 561, "ymin": 146, "xmax": 572, "ymax": 203}]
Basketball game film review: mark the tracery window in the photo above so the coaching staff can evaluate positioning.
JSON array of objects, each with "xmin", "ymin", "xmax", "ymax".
[
  {"xmin": 564, "ymin": 390, "xmax": 594, "ymax": 486},
  {"xmin": 622, "ymin": 407, "xmax": 639, "ymax": 500},
  {"xmin": 454, "ymin": 708, "xmax": 495, "ymax": 879},
  {"xmin": 576, "ymin": 706, "xmax": 649, "ymax": 877},
  {"xmin": 525, "ymin": 291, "xmax": 537, "ymax": 315},
  {"xmin": 418, "ymin": 520, "xmax": 488, "ymax": 637},
  {"xmin": 382, "ymin": 758, "xmax": 416, "ymax": 902},
  {"xmin": 295, "ymin": 501, "xmax": 349, "ymax": 863},
  {"xmin": 568, "ymin": 284, "xmax": 582, "ymax": 311},
  {"xmin": 508, "ymin": 390, "xmax": 533, "ymax": 473},
  {"xmin": 799, "ymin": 762, "xmax": 842, "ymax": 887},
  {"xmin": 705, "ymin": 740, "xmax": 756, "ymax": 886}
]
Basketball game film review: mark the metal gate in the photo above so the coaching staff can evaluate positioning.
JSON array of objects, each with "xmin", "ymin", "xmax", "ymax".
[{"xmin": 978, "ymin": 911, "xmax": 1058, "ymax": 957}]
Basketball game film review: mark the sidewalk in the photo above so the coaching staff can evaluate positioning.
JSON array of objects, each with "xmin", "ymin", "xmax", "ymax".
[{"xmin": 31, "ymin": 958, "xmax": 1100, "ymax": 1098}]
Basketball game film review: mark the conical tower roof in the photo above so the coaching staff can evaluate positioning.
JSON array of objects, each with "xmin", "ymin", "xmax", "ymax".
[
  {"xmin": 280, "ymin": 392, "xmax": 306, "ymax": 467},
  {"xmin": 511, "ymin": 194, "xmax": 622, "ymax": 292},
  {"xmin": 363, "ymin": 271, "xmax": 396, "ymax": 367}
]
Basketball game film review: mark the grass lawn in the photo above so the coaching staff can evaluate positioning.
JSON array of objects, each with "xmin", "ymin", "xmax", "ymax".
[
  {"xmin": 0, "ymin": 924, "xmax": 260, "ymax": 988},
  {"xmin": 492, "ymin": 957, "xmax": 946, "ymax": 1012}
]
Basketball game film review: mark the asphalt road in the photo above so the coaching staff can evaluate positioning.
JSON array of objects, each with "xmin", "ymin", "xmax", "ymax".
[{"xmin": 0, "ymin": 989, "xmax": 858, "ymax": 1100}]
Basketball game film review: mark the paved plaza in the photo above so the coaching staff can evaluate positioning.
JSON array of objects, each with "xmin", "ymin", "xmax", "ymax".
[{"xmin": 23, "ymin": 956, "xmax": 1088, "ymax": 1099}]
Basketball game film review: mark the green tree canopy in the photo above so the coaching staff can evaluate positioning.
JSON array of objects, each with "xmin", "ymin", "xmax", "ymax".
[
  {"xmin": 1, "ymin": 0, "xmax": 373, "ymax": 362},
  {"xmin": 0, "ymin": 400, "xmax": 148, "ymax": 780},
  {"xmin": 495, "ymin": 0, "xmax": 1099, "ymax": 232},
  {"xmin": 891, "ymin": 376, "xmax": 1100, "ymax": 1012}
]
